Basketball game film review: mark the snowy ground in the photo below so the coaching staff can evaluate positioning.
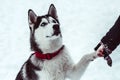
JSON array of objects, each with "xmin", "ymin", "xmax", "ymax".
[{"xmin": 0, "ymin": 0, "xmax": 120, "ymax": 80}]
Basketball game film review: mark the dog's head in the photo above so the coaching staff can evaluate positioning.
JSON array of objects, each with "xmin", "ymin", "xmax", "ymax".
[{"xmin": 28, "ymin": 4, "xmax": 62, "ymax": 53}]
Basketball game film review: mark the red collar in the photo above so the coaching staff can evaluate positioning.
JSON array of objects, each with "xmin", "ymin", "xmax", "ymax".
[{"xmin": 34, "ymin": 45, "xmax": 64, "ymax": 60}]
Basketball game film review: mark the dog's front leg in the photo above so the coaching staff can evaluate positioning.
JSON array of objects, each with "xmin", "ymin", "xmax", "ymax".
[{"xmin": 67, "ymin": 52, "xmax": 98, "ymax": 80}]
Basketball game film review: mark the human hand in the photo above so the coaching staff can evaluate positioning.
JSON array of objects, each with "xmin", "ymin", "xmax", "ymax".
[
  {"xmin": 96, "ymin": 43, "xmax": 112, "ymax": 67},
  {"xmin": 96, "ymin": 44, "xmax": 105, "ymax": 57}
]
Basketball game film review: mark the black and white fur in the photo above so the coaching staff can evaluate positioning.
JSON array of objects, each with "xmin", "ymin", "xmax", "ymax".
[{"xmin": 16, "ymin": 4, "xmax": 98, "ymax": 80}]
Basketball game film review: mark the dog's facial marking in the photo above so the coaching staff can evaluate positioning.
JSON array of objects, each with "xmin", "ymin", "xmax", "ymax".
[
  {"xmin": 34, "ymin": 16, "xmax": 61, "ymax": 40},
  {"xmin": 32, "ymin": 16, "xmax": 62, "ymax": 53}
]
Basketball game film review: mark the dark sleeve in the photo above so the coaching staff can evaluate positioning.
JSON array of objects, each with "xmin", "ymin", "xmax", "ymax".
[{"xmin": 101, "ymin": 16, "xmax": 120, "ymax": 51}]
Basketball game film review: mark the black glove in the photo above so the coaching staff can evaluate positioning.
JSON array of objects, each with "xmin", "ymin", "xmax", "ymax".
[{"xmin": 103, "ymin": 48, "xmax": 112, "ymax": 67}]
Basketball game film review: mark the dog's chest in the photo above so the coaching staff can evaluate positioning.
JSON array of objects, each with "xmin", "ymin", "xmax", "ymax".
[{"xmin": 35, "ymin": 54, "xmax": 68, "ymax": 80}]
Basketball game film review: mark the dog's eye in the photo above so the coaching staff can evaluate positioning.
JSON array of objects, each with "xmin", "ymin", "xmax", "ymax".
[
  {"xmin": 41, "ymin": 22, "xmax": 47, "ymax": 27},
  {"xmin": 52, "ymin": 20, "xmax": 56, "ymax": 23}
]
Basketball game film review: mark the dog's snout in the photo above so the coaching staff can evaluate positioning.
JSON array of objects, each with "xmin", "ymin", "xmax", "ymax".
[
  {"xmin": 53, "ymin": 25, "xmax": 60, "ymax": 31},
  {"xmin": 52, "ymin": 25, "xmax": 61, "ymax": 36}
]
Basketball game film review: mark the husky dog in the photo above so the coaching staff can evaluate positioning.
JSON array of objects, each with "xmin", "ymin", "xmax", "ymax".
[{"xmin": 16, "ymin": 4, "xmax": 98, "ymax": 80}]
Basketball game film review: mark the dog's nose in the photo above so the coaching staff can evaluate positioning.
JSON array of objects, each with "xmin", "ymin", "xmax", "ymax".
[{"xmin": 53, "ymin": 25, "xmax": 60, "ymax": 31}]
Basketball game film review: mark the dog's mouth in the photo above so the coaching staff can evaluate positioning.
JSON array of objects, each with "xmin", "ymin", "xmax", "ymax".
[
  {"xmin": 46, "ymin": 24, "xmax": 61, "ymax": 38},
  {"xmin": 52, "ymin": 30, "xmax": 61, "ymax": 36},
  {"xmin": 46, "ymin": 31, "xmax": 61, "ymax": 38}
]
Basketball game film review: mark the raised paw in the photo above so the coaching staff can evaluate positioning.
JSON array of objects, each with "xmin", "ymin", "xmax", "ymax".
[{"xmin": 84, "ymin": 52, "xmax": 98, "ymax": 61}]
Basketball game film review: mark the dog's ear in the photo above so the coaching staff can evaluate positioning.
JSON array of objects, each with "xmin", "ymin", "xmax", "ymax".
[
  {"xmin": 28, "ymin": 9, "xmax": 37, "ymax": 26},
  {"xmin": 48, "ymin": 4, "xmax": 58, "ymax": 19}
]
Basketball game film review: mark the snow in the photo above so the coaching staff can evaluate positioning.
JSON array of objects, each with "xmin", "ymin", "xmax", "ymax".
[{"xmin": 0, "ymin": 0, "xmax": 120, "ymax": 80}]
